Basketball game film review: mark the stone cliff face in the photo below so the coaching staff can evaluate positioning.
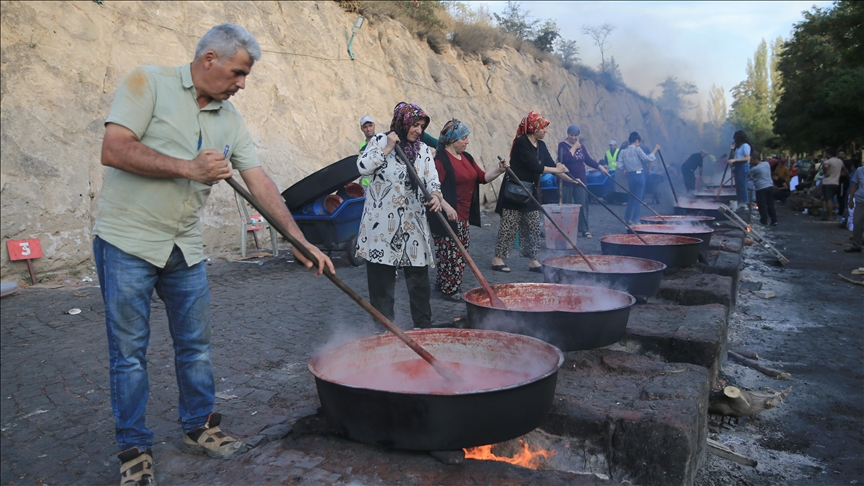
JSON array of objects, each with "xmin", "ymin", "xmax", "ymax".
[{"xmin": 0, "ymin": 1, "xmax": 702, "ymax": 279}]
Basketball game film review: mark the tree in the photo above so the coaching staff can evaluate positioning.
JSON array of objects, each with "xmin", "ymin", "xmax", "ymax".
[
  {"xmin": 655, "ymin": 76, "xmax": 698, "ymax": 117},
  {"xmin": 707, "ymin": 84, "xmax": 727, "ymax": 128},
  {"xmin": 706, "ymin": 84, "xmax": 727, "ymax": 147},
  {"xmin": 599, "ymin": 56, "xmax": 623, "ymax": 89},
  {"xmin": 768, "ymin": 36, "xmax": 783, "ymax": 113},
  {"xmin": 532, "ymin": 19, "xmax": 559, "ymax": 52},
  {"xmin": 582, "ymin": 23, "xmax": 616, "ymax": 68},
  {"xmin": 774, "ymin": 0, "xmax": 864, "ymax": 150},
  {"xmin": 493, "ymin": 1, "xmax": 537, "ymax": 39},
  {"xmin": 554, "ymin": 38, "xmax": 580, "ymax": 69},
  {"xmin": 728, "ymin": 39, "xmax": 777, "ymax": 149},
  {"xmin": 446, "ymin": 1, "xmax": 494, "ymax": 25}
]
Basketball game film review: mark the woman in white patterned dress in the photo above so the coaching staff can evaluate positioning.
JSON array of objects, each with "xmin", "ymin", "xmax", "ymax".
[{"xmin": 355, "ymin": 102, "xmax": 443, "ymax": 329}]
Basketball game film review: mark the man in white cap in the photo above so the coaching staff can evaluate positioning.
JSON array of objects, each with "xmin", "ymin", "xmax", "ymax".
[
  {"xmin": 358, "ymin": 115, "xmax": 375, "ymax": 186},
  {"xmin": 359, "ymin": 115, "xmax": 375, "ymax": 153}
]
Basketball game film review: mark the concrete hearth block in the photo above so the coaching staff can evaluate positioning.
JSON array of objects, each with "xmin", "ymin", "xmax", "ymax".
[
  {"xmin": 712, "ymin": 226, "xmax": 745, "ymax": 239},
  {"xmin": 658, "ymin": 272, "xmax": 734, "ymax": 308},
  {"xmin": 699, "ymin": 250, "xmax": 742, "ymax": 285},
  {"xmin": 619, "ymin": 304, "xmax": 728, "ymax": 381},
  {"xmin": 709, "ymin": 235, "xmax": 744, "ymax": 253},
  {"xmin": 543, "ymin": 350, "xmax": 709, "ymax": 486}
]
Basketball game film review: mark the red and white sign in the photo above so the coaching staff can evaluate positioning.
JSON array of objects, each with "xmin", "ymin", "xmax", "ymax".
[{"xmin": 6, "ymin": 239, "xmax": 43, "ymax": 261}]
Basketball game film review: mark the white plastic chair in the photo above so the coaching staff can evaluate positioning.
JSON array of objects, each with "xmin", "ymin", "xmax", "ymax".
[{"xmin": 234, "ymin": 191, "xmax": 279, "ymax": 258}]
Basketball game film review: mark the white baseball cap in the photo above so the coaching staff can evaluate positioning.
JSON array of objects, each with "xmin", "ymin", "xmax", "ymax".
[
  {"xmin": 359, "ymin": 115, "xmax": 375, "ymax": 126},
  {"xmin": 609, "ymin": 140, "xmax": 617, "ymax": 145}
]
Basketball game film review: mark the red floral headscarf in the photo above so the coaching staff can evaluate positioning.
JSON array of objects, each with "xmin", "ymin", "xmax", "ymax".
[
  {"xmin": 511, "ymin": 111, "xmax": 549, "ymax": 157},
  {"xmin": 515, "ymin": 111, "xmax": 549, "ymax": 139}
]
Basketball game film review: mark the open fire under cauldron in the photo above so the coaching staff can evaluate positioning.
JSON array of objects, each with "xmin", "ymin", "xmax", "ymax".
[
  {"xmin": 463, "ymin": 283, "xmax": 635, "ymax": 352},
  {"xmin": 541, "ymin": 254, "xmax": 666, "ymax": 302},
  {"xmin": 308, "ymin": 329, "xmax": 564, "ymax": 451},
  {"xmin": 601, "ymin": 234, "xmax": 703, "ymax": 268},
  {"xmin": 628, "ymin": 224, "xmax": 714, "ymax": 254}
]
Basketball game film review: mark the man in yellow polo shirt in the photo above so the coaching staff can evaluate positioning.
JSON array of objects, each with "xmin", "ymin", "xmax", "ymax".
[{"xmin": 92, "ymin": 24, "xmax": 334, "ymax": 485}]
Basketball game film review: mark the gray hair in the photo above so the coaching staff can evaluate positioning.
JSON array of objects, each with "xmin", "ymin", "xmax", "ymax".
[{"xmin": 194, "ymin": 24, "xmax": 261, "ymax": 62}]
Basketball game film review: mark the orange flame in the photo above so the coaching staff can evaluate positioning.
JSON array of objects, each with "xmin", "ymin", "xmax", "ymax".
[{"xmin": 463, "ymin": 440, "xmax": 555, "ymax": 469}]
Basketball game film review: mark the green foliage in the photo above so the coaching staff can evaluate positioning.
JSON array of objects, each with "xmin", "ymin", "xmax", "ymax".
[
  {"xmin": 656, "ymin": 76, "xmax": 698, "ymax": 116},
  {"xmin": 493, "ymin": 1, "xmax": 538, "ymax": 39},
  {"xmin": 599, "ymin": 56, "xmax": 624, "ymax": 90},
  {"xmin": 729, "ymin": 38, "xmax": 780, "ymax": 150},
  {"xmin": 445, "ymin": 1, "xmax": 494, "ymax": 25},
  {"xmin": 400, "ymin": 0, "xmax": 445, "ymax": 29},
  {"xmin": 774, "ymin": 0, "xmax": 864, "ymax": 151},
  {"xmin": 450, "ymin": 20, "xmax": 504, "ymax": 56},
  {"xmin": 554, "ymin": 38, "xmax": 580, "ymax": 69},
  {"xmin": 707, "ymin": 84, "xmax": 727, "ymax": 128},
  {"xmin": 532, "ymin": 19, "xmax": 560, "ymax": 53},
  {"xmin": 359, "ymin": 1, "xmax": 448, "ymax": 53}
]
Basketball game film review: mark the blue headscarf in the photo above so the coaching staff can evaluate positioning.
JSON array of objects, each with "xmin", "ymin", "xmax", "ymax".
[{"xmin": 437, "ymin": 119, "xmax": 470, "ymax": 150}]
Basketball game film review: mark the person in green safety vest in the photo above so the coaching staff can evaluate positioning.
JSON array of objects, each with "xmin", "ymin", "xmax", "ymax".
[
  {"xmin": 603, "ymin": 140, "xmax": 620, "ymax": 171},
  {"xmin": 358, "ymin": 115, "xmax": 376, "ymax": 186}
]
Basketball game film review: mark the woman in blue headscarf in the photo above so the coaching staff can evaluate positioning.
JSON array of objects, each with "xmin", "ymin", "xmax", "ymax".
[{"xmin": 430, "ymin": 119, "xmax": 507, "ymax": 302}]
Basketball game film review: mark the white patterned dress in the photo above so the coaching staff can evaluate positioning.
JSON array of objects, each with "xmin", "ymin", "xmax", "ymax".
[{"xmin": 355, "ymin": 133, "xmax": 442, "ymax": 267}]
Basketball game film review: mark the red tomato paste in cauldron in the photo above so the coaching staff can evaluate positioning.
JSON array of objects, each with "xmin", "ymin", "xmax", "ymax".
[{"xmin": 334, "ymin": 359, "xmax": 534, "ymax": 394}]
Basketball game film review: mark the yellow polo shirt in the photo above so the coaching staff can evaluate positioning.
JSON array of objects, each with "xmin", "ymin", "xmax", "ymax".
[{"xmin": 93, "ymin": 63, "xmax": 260, "ymax": 267}]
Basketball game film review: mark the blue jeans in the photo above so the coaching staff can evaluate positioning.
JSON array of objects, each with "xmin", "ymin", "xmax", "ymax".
[
  {"xmin": 93, "ymin": 237, "xmax": 214, "ymax": 451},
  {"xmin": 732, "ymin": 162, "xmax": 750, "ymax": 203},
  {"xmin": 624, "ymin": 172, "xmax": 646, "ymax": 223}
]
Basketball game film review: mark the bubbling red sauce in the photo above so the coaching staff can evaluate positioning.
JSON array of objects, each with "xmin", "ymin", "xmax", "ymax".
[{"xmin": 334, "ymin": 359, "xmax": 535, "ymax": 394}]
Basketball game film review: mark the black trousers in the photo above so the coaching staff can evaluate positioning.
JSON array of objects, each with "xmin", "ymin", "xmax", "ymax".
[
  {"xmin": 682, "ymin": 169, "xmax": 696, "ymax": 191},
  {"xmin": 366, "ymin": 261, "xmax": 431, "ymax": 328},
  {"xmin": 755, "ymin": 187, "xmax": 777, "ymax": 224}
]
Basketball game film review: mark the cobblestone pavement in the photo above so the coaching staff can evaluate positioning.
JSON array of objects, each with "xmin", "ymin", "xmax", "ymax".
[
  {"xmin": 1, "ymin": 201, "xmax": 639, "ymax": 485},
  {"xmin": 4, "ymin": 191, "xmax": 860, "ymax": 485}
]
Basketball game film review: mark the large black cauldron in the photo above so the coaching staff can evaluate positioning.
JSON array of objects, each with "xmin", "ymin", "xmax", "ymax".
[
  {"xmin": 601, "ymin": 234, "xmax": 703, "ymax": 268},
  {"xmin": 463, "ymin": 283, "xmax": 635, "ymax": 352},
  {"xmin": 542, "ymin": 254, "xmax": 666, "ymax": 301},
  {"xmin": 308, "ymin": 329, "xmax": 563, "ymax": 451}
]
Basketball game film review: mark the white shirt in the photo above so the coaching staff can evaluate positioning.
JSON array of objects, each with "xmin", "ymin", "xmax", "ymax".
[{"xmin": 355, "ymin": 133, "xmax": 441, "ymax": 267}]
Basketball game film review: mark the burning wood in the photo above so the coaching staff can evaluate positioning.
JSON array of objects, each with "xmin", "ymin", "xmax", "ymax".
[{"xmin": 463, "ymin": 440, "xmax": 555, "ymax": 469}]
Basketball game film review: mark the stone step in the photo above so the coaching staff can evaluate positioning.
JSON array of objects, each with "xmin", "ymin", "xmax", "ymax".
[{"xmin": 542, "ymin": 349, "xmax": 710, "ymax": 486}]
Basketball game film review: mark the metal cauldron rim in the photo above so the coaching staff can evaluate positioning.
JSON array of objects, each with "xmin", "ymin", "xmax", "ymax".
[
  {"xmin": 600, "ymin": 234, "xmax": 703, "ymax": 246},
  {"xmin": 541, "ymin": 254, "xmax": 667, "ymax": 275},
  {"xmin": 463, "ymin": 282, "xmax": 637, "ymax": 313},
  {"xmin": 308, "ymin": 328, "xmax": 565, "ymax": 396}
]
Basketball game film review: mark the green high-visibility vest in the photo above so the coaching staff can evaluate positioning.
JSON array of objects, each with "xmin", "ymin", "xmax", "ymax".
[
  {"xmin": 605, "ymin": 148, "xmax": 620, "ymax": 171},
  {"xmin": 359, "ymin": 140, "xmax": 370, "ymax": 187}
]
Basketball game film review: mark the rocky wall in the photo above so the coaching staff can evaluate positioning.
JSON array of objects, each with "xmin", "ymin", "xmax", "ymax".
[{"xmin": 0, "ymin": 1, "xmax": 703, "ymax": 280}]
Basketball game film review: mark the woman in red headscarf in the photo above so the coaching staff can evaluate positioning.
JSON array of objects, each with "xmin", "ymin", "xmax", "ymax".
[{"xmin": 491, "ymin": 111, "xmax": 568, "ymax": 273}]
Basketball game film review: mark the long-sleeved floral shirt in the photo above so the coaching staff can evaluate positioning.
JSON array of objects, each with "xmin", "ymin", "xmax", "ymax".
[{"xmin": 355, "ymin": 133, "xmax": 442, "ymax": 267}]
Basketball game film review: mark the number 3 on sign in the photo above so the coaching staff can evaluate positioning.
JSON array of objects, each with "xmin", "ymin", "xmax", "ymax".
[{"xmin": 7, "ymin": 239, "xmax": 43, "ymax": 261}]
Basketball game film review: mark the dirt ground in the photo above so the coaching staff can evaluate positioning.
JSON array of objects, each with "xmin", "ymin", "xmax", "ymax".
[{"xmin": 693, "ymin": 204, "xmax": 863, "ymax": 485}]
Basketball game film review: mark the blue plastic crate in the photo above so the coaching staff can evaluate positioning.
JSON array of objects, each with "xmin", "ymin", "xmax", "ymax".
[{"xmin": 290, "ymin": 197, "xmax": 365, "ymax": 249}]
